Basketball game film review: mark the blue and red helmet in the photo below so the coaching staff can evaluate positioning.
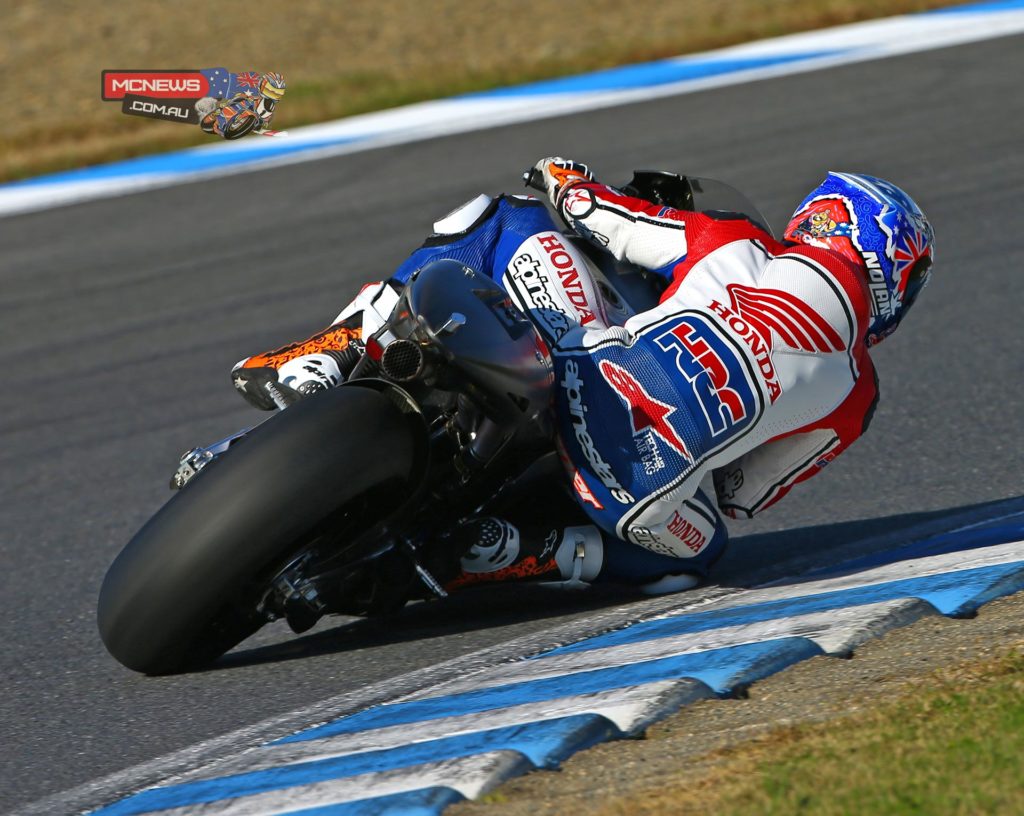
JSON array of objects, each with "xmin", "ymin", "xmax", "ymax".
[{"xmin": 784, "ymin": 172, "xmax": 934, "ymax": 346}]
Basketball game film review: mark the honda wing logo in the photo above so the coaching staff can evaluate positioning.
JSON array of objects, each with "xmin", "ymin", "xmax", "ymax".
[{"xmin": 725, "ymin": 284, "xmax": 846, "ymax": 353}]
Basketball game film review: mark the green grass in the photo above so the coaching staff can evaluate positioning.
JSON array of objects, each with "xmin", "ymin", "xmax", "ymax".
[{"xmin": 602, "ymin": 646, "xmax": 1024, "ymax": 815}]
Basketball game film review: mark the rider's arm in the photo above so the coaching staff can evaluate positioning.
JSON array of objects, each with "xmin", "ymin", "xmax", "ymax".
[
  {"xmin": 531, "ymin": 156, "xmax": 771, "ymax": 280},
  {"xmin": 713, "ymin": 352, "xmax": 879, "ymax": 518},
  {"xmin": 710, "ymin": 241, "xmax": 878, "ymax": 517},
  {"xmin": 556, "ymin": 181, "xmax": 773, "ymax": 280}
]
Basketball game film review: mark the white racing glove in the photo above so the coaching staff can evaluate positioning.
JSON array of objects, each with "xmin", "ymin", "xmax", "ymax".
[{"xmin": 529, "ymin": 157, "xmax": 595, "ymax": 207}]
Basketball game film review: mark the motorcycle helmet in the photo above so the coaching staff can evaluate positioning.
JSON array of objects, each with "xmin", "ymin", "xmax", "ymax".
[
  {"xmin": 259, "ymin": 72, "xmax": 287, "ymax": 101},
  {"xmin": 784, "ymin": 172, "xmax": 934, "ymax": 345}
]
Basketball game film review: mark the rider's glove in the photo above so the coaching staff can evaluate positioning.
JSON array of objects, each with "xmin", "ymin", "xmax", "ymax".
[{"xmin": 530, "ymin": 157, "xmax": 595, "ymax": 207}]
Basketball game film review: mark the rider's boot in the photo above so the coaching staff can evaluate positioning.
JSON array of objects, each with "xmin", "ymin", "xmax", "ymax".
[
  {"xmin": 443, "ymin": 517, "xmax": 604, "ymax": 591},
  {"xmin": 231, "ymin": 282, "xmax": 401, "ymax": 410},
  {"xmin": 232, "ymin": 323, "xmax": 363, "ymax": 410}
]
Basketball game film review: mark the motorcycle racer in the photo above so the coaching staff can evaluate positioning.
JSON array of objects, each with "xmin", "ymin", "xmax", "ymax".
[
  {"xmin": 231, "ymin": 159, "xmax": 933, "ymax": 595},
  {"xmin": 197, "ymin": 72, "xmax": 286, "ymax": 140}
]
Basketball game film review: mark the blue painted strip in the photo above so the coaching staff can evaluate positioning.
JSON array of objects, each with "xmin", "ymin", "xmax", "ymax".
[
  {"xmin": 279, "ymin": 788, "xmax": 463, "ymax": 815},
  {"xmin": 276, "ymin": 638, "xmax": 818, "ymax": 746},
  {"xmin": 9, "ymin": 136, "xmax": 360, "ymax": 188},
  {"xmin": 541, "ymin": 559, "xmax": 1024, "ymax": 658},
  {"xmin": 91, "ymin": 716, "xmax": 616, "ymax": 815},
  {"xmin": 458, "ymin": 51, "xmax": 842, "ymax": 99},
  {"xmin": 800, "ymin": 521, "xmax": 1024, "ymax": 578},
  {"xmin": 10, "ymin": 55, "xmax": 843, "ymax": 191},
  {"xmin": 924, "ymin": 0, "xmax": 1024, "ymax": 13}
]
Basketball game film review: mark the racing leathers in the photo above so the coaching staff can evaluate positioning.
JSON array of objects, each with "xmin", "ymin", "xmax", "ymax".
[
  {"xmin": 556, "ymin": 185, "xmax": 878, "ymax": 595},
  {"xmin": 232, "ymin": 181, "xmax": 877, "ymax": 591}
]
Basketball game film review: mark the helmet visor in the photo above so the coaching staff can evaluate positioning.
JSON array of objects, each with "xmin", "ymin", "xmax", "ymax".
[{"xmin": 899, "ymin": 252, "xmax": 933, "ymax": 319}]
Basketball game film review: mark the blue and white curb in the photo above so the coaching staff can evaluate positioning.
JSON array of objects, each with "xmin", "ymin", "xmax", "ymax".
[
  {"xmin": 88, "ymin": 511, "xmax": 1024, "ymax": 815},
  {"xmin": 4, "ymin": 0, "xmax": 1024, "ymax": 218}
]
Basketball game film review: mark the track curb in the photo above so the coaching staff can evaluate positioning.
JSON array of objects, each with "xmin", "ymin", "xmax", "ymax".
[{"xmin": 85, "ymin": 509, "xmax": 1024, "ymax": 815}]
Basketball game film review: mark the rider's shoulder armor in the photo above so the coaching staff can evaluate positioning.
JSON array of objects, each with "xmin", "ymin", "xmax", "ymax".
[
  {"xmin": 432, "ymin": 194, "xmax": 494, "ymax": 235},
  {"xmin": 393, "ymin": 195, "xmax": 555, "ymax": 285}
]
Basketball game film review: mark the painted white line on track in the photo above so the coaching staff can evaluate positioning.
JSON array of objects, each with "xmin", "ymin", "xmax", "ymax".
[
  {"xmin": 389, "ymin": 538, "xmax": 1024, "ymax": 702},
  {"xmin": 86, "ymin": 532, "xmax": 1024, "ymax": 816},
  {"xmin": 731, "ymin": 537, "xmax": 1024, "ymax": 597}
]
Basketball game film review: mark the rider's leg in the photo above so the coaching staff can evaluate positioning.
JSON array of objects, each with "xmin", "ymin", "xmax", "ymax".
[
  {"xmin": 443, "ymin": 516, "xmax": 604, "ymax": 591},
  {"xmin": 600, "ymin": 489, "xmax": 729, "ymax": 593},
  {"xmin": 440, "ymin": 484, "xmax": 602, "ymax": 590},
  {"xmin": 232, "ymin": 322, "xmax": 362, "ymax": 409},
  {"xmin": 231, "ymin": 281, "xmax": 400, "ymax": 410},
  {"xmin": 441, "ymin": 487, "xmax": 724, "ymax": 594}
]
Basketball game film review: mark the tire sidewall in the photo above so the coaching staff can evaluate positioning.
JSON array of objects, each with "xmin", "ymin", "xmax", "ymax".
[{"xmin": 98, "ymin": 386, "xmax": 418, "ymax": 673}]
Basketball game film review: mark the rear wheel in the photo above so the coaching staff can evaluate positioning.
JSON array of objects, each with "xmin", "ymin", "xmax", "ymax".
[{"xmin": 98, "ymin": 385, "xmax": 419, "ymax": 674}]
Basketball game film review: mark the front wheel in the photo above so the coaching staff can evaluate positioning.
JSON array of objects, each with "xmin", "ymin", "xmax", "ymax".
[{"xmin": 98, "ymin": 385, "xmax": 419, "ymax": 674}]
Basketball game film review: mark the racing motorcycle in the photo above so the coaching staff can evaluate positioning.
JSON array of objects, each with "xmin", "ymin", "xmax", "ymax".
[{"xmin": 98, "ymin": 170, "xmax": 772, "ymax": 675}]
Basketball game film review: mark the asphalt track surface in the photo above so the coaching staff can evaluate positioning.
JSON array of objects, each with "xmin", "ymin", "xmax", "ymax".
[{"xmin": 1, "ymin": 35, "xmax": 1022, "ymax": 813}]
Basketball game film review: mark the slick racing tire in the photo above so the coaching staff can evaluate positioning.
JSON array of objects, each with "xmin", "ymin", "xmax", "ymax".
[{"xmin": 98, "ymin": 385, "xmax": 418, "ymax": 675}]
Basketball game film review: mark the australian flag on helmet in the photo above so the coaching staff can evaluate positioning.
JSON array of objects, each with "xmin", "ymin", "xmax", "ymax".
[{"xmin": 784, "ymin": 172, "xmax": 934, "ymax": 345}]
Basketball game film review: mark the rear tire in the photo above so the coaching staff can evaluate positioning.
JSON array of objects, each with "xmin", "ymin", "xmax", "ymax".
[{"xmin": 98, "ymin": 386, "xmax": 418, "ymax": 674}]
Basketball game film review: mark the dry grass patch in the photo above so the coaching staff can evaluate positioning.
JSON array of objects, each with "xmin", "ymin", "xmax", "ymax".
[
  {"xmin": 598, "ymin": 643, "xmax": 1024, "ymax": 815},
  {"xmin": 3, "ymin": 0, "xmax": 964, "ymax": 181}
]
